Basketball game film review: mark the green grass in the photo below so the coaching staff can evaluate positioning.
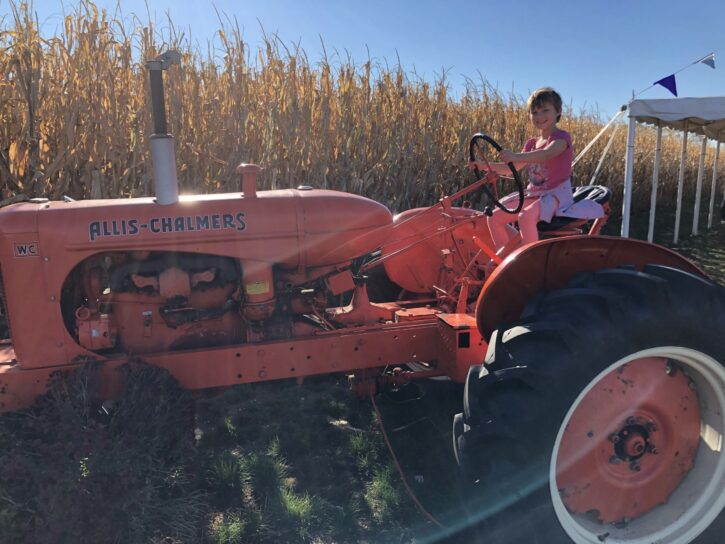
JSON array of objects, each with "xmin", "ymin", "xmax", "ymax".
[
  {"xmin": 190, "ymin": 376, "xmax": 425, "ymax": 543},
  {"xmin": 672, "ymin": 224, "xmax": 725, "ymax": 283},
  {"xmin": 604, "ymin": 206, "xmax": 725, "ymax": 283},
  {"xmin": 208, "ymin": 512, "xmax": 247, "ymax": 544}
]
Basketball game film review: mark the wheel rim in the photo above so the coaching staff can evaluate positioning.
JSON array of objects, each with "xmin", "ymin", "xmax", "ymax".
[{"xmin": 550, "ymin": 347, "xmax": 725, "ymax": 544}]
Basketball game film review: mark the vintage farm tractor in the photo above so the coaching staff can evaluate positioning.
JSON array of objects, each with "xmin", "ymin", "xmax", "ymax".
[{"xmin": 0, "ymin": 52, "xmax": 723, "ymax": 543}]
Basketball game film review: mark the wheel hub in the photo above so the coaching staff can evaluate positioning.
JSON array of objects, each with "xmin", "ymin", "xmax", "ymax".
[
  {"xmin": 611, "ymin": 416, "xmax": 658, "ymax": 465},
  {"xmin": 618, "ymin": 426, "xmax": 647, "ymax": 458},
  {"xmin": 556, "ymin": 357, "xmax": 701, "ymax": 524}
]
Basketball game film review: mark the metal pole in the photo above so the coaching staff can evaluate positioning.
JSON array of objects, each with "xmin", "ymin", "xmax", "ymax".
[
  {"xmin": 145, "ymin": 50, "xmax": 181, "ymax": 205},
  {"xmin": 674, "ymin": 121, "xmax": 688, "ymax": 245},
  {"xmin": 621, "ymin": 115, "xmax": 637, "ymax": 238},
  {"xmin": 148, "ymin": 69, "xmax": 168, "ymax": 135},
  {"xmin": 647, "ymin": 122, "xmax": 662, "ymax": 243},
  {"xmin": 708, "ymin": 138, "xmax": 721, "ymax": 228},
  {"xmin": 692, "ymin": 136, "xmax": 707, "ymax": 235}
]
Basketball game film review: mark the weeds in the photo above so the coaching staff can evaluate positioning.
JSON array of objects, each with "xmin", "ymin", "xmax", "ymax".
[
  {"xmin": 351, "ymin": 431, "xmax": 382, "ymax": 475},
  {"xmin": 207, "ymin": 452, "xmax": 243, "ymax": 507},
  {"xmin": 365, "ymin": 465, "xmax": 405, "ymax": 524},
  {"xmin": 0, "ymin": 366, "xmax": 411, "ymax": 543},
  {"xmin": 192, "ymin": 378, "xmax": 428, "ymax": 542},
  {"xmin": 208, "ymin": 512, "xmax": 247, "ymax": 544},
  {"xmin": 0, "ymin": 362, "xmax": 205, "ymax": 544}
]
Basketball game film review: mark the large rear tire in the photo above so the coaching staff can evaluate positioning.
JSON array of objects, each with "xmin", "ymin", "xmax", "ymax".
[{"xmin": 453, "ymin": 265, "xmax": 725, "ymax": 543}]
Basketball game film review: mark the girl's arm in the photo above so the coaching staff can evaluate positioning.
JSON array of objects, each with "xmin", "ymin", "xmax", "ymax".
[
  {"xmin": 468, "ymin": 137, "xmax": 567, "ymax": 174},
  {"xmin": 500, "ymin": 138, "xmax": 567, "ymax": 165},
  {"xmin": 467, "ymin": 160, "xmax": 523, "ymax": 175}
]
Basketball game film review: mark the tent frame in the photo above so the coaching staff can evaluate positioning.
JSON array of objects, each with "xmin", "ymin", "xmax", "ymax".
[{"xmin": 621, "ymin": 97, "xmax": 725, "ymax": 242}]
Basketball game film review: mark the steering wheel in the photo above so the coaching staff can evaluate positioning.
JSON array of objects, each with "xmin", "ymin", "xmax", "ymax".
[{"xmin": 469, "ymin": 133, "xmax": 525, "ymax": 214}]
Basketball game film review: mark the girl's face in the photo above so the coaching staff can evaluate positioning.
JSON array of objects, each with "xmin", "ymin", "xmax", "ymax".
[{"xmin": 529, "ymin": 102, "xmax": 559, "ymax": 133}]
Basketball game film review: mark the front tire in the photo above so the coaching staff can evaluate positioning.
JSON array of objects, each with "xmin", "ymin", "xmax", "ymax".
[{"xmin": 453, "ymin": 265, "xmax": 725, "ymax": 543}]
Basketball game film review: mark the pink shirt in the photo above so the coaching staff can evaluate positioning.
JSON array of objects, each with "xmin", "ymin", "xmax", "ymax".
[{"xmin": 522, "ymin": 129, "xmax": 573, "ymax": 191}]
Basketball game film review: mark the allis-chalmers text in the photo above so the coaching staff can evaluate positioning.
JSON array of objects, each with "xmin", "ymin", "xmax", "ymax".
[{"xmin": 88, "ymin": 213, "xmax": 247, "ymax": 241}]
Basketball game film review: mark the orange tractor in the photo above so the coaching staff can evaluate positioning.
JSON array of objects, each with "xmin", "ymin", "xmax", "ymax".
[{"xmin": 0, "ymin": 52, "xmax": 723, "ymax": 543}]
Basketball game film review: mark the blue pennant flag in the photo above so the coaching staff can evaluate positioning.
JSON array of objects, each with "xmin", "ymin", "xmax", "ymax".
[
  {"xmin": 654, "ymin": 74, "xmax": 678, "ymax": 97},
  {"xmin": 698, "ymin": 53, "xmax": 716, "ymax": 69}
]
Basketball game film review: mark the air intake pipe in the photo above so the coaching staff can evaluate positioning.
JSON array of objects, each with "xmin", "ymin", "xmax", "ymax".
[{"xmin": 145, "ymin": 50, "xmax": 181, "ymax": 205}]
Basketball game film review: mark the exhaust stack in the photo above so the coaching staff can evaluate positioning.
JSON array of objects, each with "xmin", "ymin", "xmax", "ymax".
[{"xmin": 145, "ymin": 50, "xmax": 181, "ymax": 205}]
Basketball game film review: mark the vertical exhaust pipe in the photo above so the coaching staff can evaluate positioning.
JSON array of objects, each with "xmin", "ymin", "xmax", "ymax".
[{"xmin": 145, "ymin": 50, "xmax": 181, "ymax": 205}]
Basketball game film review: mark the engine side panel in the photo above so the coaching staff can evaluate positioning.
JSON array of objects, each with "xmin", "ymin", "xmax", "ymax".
[{"xmin": 0, "ymin": 189, "xmax": 393, "ymax": 369}]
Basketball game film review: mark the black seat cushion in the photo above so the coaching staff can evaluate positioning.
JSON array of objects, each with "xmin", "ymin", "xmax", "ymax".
[{"xmin": 570, "ymin": 185, "xmax": 612, "ymax": 205}]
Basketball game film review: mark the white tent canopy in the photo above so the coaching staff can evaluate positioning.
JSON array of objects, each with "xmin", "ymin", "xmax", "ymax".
[
  {"xmin": 628, "ymin": 97, "xmax": 725, "ymax": 142},
  {"xmin": 621, "ymin": 97, "xmax": 725, "ymax": 241}
]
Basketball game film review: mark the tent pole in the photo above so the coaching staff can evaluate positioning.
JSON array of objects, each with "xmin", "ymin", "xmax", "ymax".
[
  {"xmin": 708, "ymin": 137, "xmax": 721, "ymax": 228},
  {"xmin": 621, "ymin": 115, "xmax": 637, "ymax": 238},
  {"xmin": 674, "ymin": 121, "xmax": 688, "ymax": 245},
  {"xmin": 647, "ymin": 122, "xmax": 663, "ymax": 242},
  {"xmin": 692, "ymin": 136, "xmax": 707, "ymax": 235}
]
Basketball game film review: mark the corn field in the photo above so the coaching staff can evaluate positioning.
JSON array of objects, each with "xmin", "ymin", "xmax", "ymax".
[{"xmin": 1, "ymin": 0, "xmax": 723, "ymax": 220}]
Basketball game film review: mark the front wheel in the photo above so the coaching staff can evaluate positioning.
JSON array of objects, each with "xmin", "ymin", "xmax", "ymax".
[{"xmin": 453, "ymin": 265, "xmax": 725, "ymax": 543}]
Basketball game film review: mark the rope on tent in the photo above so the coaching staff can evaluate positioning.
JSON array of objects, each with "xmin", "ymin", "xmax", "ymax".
[
  {"xmin": 590, "ymin": 122, "xmax": 622, "ymax": 185},
  {"xmin": 572, "ymin": 107, "xmax": 626, "ymax": 168}
]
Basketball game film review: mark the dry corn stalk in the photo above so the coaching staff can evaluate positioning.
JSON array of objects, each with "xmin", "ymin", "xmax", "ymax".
[{"xmin": 0, "ymin": 0, "xmax": 721, "ymax": 218}]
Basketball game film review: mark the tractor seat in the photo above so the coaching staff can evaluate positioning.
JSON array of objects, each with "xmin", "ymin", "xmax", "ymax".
[{"xmin": 537, "ymin": 185, "xmax": 611, "ymax": 232}]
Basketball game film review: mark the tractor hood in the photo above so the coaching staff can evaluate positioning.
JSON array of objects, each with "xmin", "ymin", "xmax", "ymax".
[{"xmin": 0, "ymin": 188, "xmax": 394, "ymax": 269}]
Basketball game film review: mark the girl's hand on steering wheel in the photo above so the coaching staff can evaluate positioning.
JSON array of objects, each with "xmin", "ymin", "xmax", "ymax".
[
  {"xmin": 498, "ymin": 149, "xmax": 518, "ymax": 163},
  {"xmin": 468, "ymin": 133, "xmax": 524, "ymax": 214}
]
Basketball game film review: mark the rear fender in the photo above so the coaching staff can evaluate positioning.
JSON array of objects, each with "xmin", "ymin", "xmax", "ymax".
[{"xmin": 475, "ymin": 235, "xmax": 704, "ymax": 340}]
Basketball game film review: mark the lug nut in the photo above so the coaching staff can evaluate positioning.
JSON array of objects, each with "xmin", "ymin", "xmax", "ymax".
[
  {"xmin": 609, "ymin": 456, "xmax": 621, "ymax": 465},
  {"xmin": 629, "ymin": 461, "xmax": 641, "ymax": 472},
  {"xmin": 608, "ymin": 433, "xmax": 620, "ymax": 444}
]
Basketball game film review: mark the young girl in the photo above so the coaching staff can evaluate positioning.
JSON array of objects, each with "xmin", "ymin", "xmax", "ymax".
[{"xmin": 470, "ymin": 87, "xmax": 574, "ymax": 255}]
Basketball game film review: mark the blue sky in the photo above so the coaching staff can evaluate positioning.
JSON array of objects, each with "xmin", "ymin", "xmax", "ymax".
[{"xmin": 7, "ymin": 0, "xmax": 725, "ymax": 120}]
